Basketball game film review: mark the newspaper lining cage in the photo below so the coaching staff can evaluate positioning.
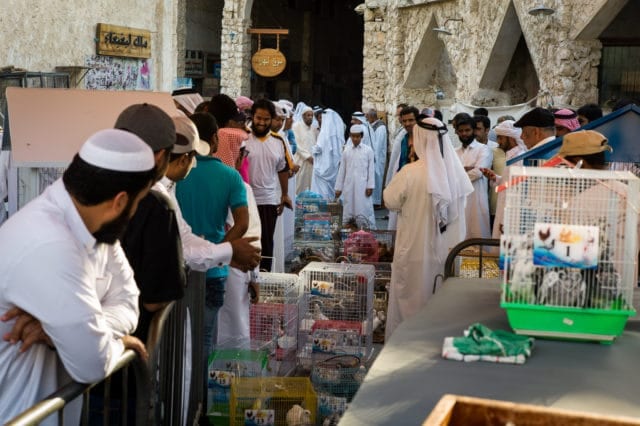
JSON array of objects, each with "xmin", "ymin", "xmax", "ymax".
[
  {"xmin": 229, "ymin": 377, "xmax": 317, "ymax": 426},
  {"xmin": 250, "ymin": 272, "xmax": 302, "ymax": 376},
  {"xmin": 500, "ymin": 166, "xmax": 639, "ymax": 343}
]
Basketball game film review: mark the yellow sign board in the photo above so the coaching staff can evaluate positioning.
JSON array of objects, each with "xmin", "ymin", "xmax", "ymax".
[
  {"xmin": 96, "ymin": 23, "xmax": 151, "ymax": 59},
  {"xmin": 251, "ymin": 48, "xmax": 287, "ymax": 78}
]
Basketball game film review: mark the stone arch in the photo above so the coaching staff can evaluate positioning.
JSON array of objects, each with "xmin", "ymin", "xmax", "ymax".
[
  {"xmin": 573, "ymin": 0, "xmax": 627, "ymax": 40},
  {"xmin": 476, "ymin": 1, "xmax": 539, "ymax": 104},
  {"xmin": 403, "ymin": 14, "xmax": 457, "ymax": 96}
]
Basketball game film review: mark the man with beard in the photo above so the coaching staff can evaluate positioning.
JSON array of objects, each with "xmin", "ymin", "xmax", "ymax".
[
  {"xmin": 117, "ymin": 104, "xmax": 259, "ymax": 342},
  {"xmin": 246, "ymin": 99, "xmax": 292, "ymax": 271},
  {"xmin": 455, "ymin": 115, "xmax": 493, "ymax": 239},
  {"xmin": 0, "ymin": 129, "xmax": 155, "ymax": 423},
  {"xmin": 292, "ymin": 106, "xmax": 317, "ymax": 194},
  {"xmin": 385, "ymin": 105, "xmax": 419, "ymax": 230}
]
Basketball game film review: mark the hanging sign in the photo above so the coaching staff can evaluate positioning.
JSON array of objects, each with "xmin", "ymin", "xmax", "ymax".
[
  {"xmin": 248, "ymin": 29, "xmax": 288, "ymax": 78},
  {"xmin": 97, "ymin": 23, "xmax": 151, "ymax": 59}
]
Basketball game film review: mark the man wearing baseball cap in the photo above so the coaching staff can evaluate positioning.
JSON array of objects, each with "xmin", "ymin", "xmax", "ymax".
[
  {"xmin": 557, "ymin": 130, "xmax": 612, "ymax": 170},
  {"xmin": 117, "ymin": 104, "xmax": 260, "ymax": 342},
  {"xmin": 0, "ymin": 129, "xmax": 155, "ymax": 422},
  {"xmin": 514, "ymin": 107, "xmax": 556, "ymax": 150}
]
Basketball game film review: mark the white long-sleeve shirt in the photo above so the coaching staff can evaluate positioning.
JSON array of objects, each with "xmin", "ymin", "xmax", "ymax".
[
  {"xmin": 335, "ymin": 143, "xmax": 376, "ymax": 228},
  {"xmin": 0, "ymin": 179, "xmax": 140, "ymax": 423},
  {"xmin": 155, "ymin": 177, "xmax": 232, "ymax": 271},
  {"xmin": 456, "ymin": 140, "xmax": 493, "ymax": 238}
]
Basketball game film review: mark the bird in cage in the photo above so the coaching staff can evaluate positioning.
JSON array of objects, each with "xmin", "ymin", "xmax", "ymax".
[
  {"xmin": 538, "ymin": 268, "xmax": 586, "ymax": 307},
  {"xmin": 286, "ymin": 404, "xmax": 312, "ymax": 426}
]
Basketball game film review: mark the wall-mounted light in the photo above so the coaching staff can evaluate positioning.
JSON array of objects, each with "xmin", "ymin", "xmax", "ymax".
[
  {"xmin": 432, "ymin": 18, "xmax": 463, "ymax": 36},
  {"xmin": 436, "ymin": 89, "xmax": 445, "ymax": 100},
  {"xmin": 529, "ymin": 2, "xmax": 555, "ymax": 16},
  {"xmin": 229, "ymin": 31, "xmax": 237, "ymax": 42}
]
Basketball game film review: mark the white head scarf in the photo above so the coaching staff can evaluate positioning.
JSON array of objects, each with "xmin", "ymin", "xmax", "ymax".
[
  {"xmin": 413, "ymin": 117, "xmax": 474, "ymax": 262},
  {"xmin": 495, "ymin": 120, "xmax": 527, "ymax": 152},
  {"xmin": 293, "ymin": 102, "xmax": 312, "ymax": 123}
]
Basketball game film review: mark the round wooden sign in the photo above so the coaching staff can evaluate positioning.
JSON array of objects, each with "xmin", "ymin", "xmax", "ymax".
[{"xmin": 251, "ymin": 48, "xmax": 287, "ymax": 77}]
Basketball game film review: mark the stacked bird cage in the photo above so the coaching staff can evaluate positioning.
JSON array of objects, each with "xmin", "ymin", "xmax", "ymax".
[
  {"xmin": 290, "ymin": 191, "xmax": 339, "ymax": 273},
  {"xmin": 229, "ymin": 377, "xmax": 317, "ymax": 426},
  {"xmin": 500, "ymin": 166, "xmax": 639, "ymax": 343},
  {"xmin": 296, "ymin": 262, "xmax": 374, "ymax": 415},
  {"xmin": 207, "ymin": 348, "xmax": 269, "ymax": 425},
  {"xmin": 339, "ymin": 229, "xmax": 396, "ymax": 264},
  {"xmin": 249, "ymin": 272, "xmax": 302, "ymax": 377}
]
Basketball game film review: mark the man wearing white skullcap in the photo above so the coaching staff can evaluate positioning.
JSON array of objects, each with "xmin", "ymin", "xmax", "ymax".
[
  {"xmin": 335, "ymin": 124, "xmax": 376, "ymax": 228},
  {"xmin": 0, "ymin": 129, "xmax": 156, "ymax": 422},
  {"xmin": 384, "ymin": 118, "xmax": 473, "ymax": 339},
  {"xmin": 482, "ymin": 119, "xmax": 527, "ymax": 229},
  {"xmin": 292, "ymin": 105, "xmax": 317, "ymax": 194}
]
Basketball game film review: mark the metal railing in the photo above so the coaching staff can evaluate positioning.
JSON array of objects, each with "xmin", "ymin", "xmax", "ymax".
[
  {"xmin": 431, "ymin": 238, "xmax": 501, "ymax": 293},
  {"xmin": 6, "ymin": 270, "xmax": 206, "ymax": 426}
]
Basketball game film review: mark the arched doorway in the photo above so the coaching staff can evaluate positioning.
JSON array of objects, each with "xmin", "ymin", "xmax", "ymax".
[{"xmin": 249, "ymin": 0, "xmax": 364, "ymax": 118}]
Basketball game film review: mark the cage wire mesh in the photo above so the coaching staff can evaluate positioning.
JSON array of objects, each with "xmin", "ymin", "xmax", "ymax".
[
  {"xmin": 207, "ymin": 348, "xmax": 269, "ymax": 424},
  {"xmin": 249, "ymin": 272, "xmax": 302, "ymax": 377},
  {"xmin": 229, "ymin": 377, "xmax": 317, "ymax": 426},
  {"xmin": 296, "ymin": 262, "xmax": 374, "ymax": 406},
  {"xmin": 500, "ymin": 166, "xmax": 639, "ymax": 342}
]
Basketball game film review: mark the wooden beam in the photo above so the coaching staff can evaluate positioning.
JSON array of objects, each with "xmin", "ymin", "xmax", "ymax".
[{"xmin": 247, "ymin": 29, "xmax": 289, "ymax": 35}]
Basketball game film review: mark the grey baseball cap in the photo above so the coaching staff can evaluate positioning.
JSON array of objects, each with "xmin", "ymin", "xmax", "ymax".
[{"xmin": 114, "ymin": 103, "xmax": 176, "ymax": 152}]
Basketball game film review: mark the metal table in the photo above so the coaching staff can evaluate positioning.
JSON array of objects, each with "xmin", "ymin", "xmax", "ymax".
[{"xmin": 340, "ymin": 278, "xmax": 640, "ymax": 425}]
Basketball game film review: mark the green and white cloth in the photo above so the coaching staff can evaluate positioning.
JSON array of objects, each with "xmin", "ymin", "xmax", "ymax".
[{"xmin": 442, "ymin": 323, "xmax": 534, "ymax": 364}]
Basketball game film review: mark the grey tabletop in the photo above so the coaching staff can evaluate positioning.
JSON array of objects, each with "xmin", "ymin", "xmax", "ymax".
[{"xmin": 339, "ymin": 278, "xmax": 640, "ymax": 425}]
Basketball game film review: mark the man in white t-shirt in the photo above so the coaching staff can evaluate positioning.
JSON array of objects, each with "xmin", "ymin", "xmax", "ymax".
[
  {"xmin": 0, "ymin": 129, "xmax": 154, "ymax": 424},
  {"xmin": 246, "ymin": 99, "xmax": 292, "ymax": 271}
]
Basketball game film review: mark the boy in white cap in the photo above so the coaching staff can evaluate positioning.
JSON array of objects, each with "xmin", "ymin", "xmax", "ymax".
[
  {"xmin": 0, "ymin": 129, "xmax": 155, "ymax": 422},
  {"xmin": 335, "ymin": 124, "xmax": 377, "ymax": 228}
]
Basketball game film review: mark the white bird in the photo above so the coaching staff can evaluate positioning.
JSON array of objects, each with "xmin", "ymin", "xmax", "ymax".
[
  {"xmin": 311, "ymin": 302, "xmax": 329, "ymax": 321},
  {"xmin": 277, "ymin": 334, "xmax": 297, "ymax": 350},
  {"xmin": 286, "ymin": 404, "xmax": 311, "ymax": 426}
]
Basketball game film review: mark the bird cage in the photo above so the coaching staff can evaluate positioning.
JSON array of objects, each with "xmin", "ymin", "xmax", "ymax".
[
  {"xmin": 288, "ymin": 241, "xmax": 336, "ymax": 274},
  {"xmin": 294, "ymin": 190, "xmax": 328, "ymax": 239},
  {"xmin": 207, "ymin": 349, "xmax": 269, "ymax": 425},
  {"xmin": 250, "ymin": 272, "xmax": 302, "ymax": 376},
  {"xmin": 317, "ymin": 392, "xmax": 349, "ymax": 426},
  {"xmin": 340, "ymin": 229, "xmax": 396, "ymax": 264},
  {"xmin": 500, "ymin": 166, "xmax": 639, "ymax": 343},
  {"xmin": 229, "ymin": 377, "xmax": 317, "ymax": 426},
  {"xmin": 297, "ymin": 262, "xmax": 375, "ymax": 370}
]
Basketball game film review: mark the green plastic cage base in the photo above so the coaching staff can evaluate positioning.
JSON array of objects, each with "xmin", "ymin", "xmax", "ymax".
[{"xmin": 501, "ymin": 302, "xmax": 636, "ymax": 343}]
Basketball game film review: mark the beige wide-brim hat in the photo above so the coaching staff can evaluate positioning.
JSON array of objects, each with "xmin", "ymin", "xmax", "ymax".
[{"xmin": 558, "ymin": 130, "xmax": 612, "ymax": 157}]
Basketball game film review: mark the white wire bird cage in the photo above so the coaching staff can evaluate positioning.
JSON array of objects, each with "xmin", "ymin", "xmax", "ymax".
[
  {"xmin": 500, "ymin": 166, "xmax": 640, "ymax": 343},
  {"xmin": 296, "ymin": 261, "xmax": 374, "ymax": 400},
  {"xmin": 249, "ymin": 272, "xmax": 302, "ymax": 376}
]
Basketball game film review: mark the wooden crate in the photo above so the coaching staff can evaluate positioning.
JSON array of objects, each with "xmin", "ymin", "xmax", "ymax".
[{"xmin": 424, "ymin": 394, "xmax": 640, "ymax": 426}]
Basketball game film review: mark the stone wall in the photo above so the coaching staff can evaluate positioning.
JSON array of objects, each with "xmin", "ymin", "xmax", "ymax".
[
  {"xmin": 362, "ymin": 0, "xmax": 608, "ymax": 123},
  {"xmin": 0, "ymin": 0, "xmax": 180, "ymax": 91},
  {"xmin": 219, "ymin": 0, "xmax": 252, "ymax": 98}
]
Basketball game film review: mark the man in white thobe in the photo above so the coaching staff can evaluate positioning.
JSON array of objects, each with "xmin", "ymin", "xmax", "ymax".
[
  {"xmin": 335, "ymin": 124, "xmax": 376, "ymax": 229},
  {"xmin": 0, "ymin": 130, "xmax": 154, "ymax": 424},
  {"xmin": 292, "ymin": 106, "xmax": 317, "ymax": 194},
  {"xmin": 366, "ymin": 109, "xmax": 387, "ymax": 207},
  {"xmin": 311, "ymin": 109, "xmax": 345, "ymax": 200},
  {"xmin": 454, "ymin": 115, "xmax": 493, "ymax": 239},
  {"xmin": 384, "ymin": 118, "xmax": 473, "ymax": 339}
]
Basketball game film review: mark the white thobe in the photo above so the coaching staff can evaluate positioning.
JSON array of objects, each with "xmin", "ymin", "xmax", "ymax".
[
  {"xmin": 292, "ymin": 121, "xmax": 317, "ymax": 194},
  {"xmin": 383, "ymin": 162, "xmax": 465, "ymax": 338},
  {"xmin": 335, "ymin": 143, "xmax": 376, "ymax": 229},
  {"xmin": 273, "ymin": 132, "xmax": 296, "ymax": 272},
  {"xmin": 217, "ymin": 183, "xmax": 261, "ymax": 348},
  {"xmin": 385, "ymin": 130, "xmax": 408, "ymax": 230},
  {"xmin": 456, "ymin": 141, "xmax": 493, "ymax": 239},
  {"xmin": 0, "ymin": 180, "xmax": 139, "ymax": 425},
  {"xmin": 370, "ymin": 120, "xmax": 388, "ymax": 205}
]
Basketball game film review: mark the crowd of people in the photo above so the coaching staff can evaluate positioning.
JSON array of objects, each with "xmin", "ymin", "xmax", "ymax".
[{"xmin": 0, "ymin": 88, "xmax": 630, "ymax": 422}]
